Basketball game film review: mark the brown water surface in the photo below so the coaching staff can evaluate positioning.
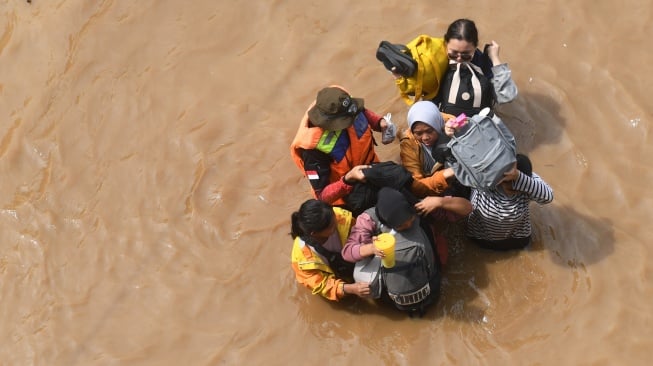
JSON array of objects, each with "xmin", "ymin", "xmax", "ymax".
[{"xmin": 1, "ymin": 1, "xmax": 652, "ymax": 365}]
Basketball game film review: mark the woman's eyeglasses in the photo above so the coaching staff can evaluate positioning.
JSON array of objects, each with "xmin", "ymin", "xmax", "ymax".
[{"xmin": 447, "ymin": 51, "xmax": 474, "ymax": 62}]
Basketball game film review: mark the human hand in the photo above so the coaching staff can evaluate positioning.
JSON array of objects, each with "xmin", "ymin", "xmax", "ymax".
[
  {"xmin": 390, "ymin": 66, "xmax": 402, "ymax": 80},
  {"xmin": 360, "ymin": 243, "xmax": 384, "ymax": 258},
  {"xmin": 368, "ymin": 239, "xmax": 386, "ymax": 258},
  {"xmin": 415, "ymin": 196, "xmax": 443, "ymax": 216},
  {"xmin": 444, "ymin": 113, "xmax": 467, "ymax": 137},
  {"xmin": 498, "ymin": 162, "xmax": 519, "ymax": 184},
  {"xmin": 442, "ymin": 167, "xmax": 456, "ymax": 180},
  {"xmin": 379, "ymin": 119, "xmax": 387, "ymax": 131},
  {"xmin": 444, "ymin": 118, "xmax": 456, "ymax": 137},
  {"xmin": 485, "ymin": 40, "xmax": 502, "ymax": 66},
  {"xmin": 346, "ymin": 282, "xmax": 371, "ymax": 298},
  {"xmin": 381, "ymin": 113, "xmax": 396, "ymax": 144},
  {"xmin": 344, "ymin": 165, "xmax": 370, "ymax": 183}
]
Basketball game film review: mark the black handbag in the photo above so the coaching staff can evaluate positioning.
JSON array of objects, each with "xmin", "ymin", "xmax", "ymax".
[{"xmin": 375, "ymin": 41, "xmax": 417, "ymax": 77}]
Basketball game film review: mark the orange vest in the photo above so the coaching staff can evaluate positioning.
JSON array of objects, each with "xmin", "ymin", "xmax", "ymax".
[{"xmin": 290, "ymin": 86, "xmax": 379, "ymax": 205}]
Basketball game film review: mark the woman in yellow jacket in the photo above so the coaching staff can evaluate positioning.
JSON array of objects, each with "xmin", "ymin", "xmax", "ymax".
[{"xmin": 290, "ymin": 199, "xmax": 370, "ymax": 301}]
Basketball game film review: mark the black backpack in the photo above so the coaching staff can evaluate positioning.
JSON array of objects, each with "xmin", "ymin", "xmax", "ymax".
[
  {"xmin": 343, "ymin": 161, "xmax": 415, "ymax": 216},
  {"xmin": 375, "ymin": 41, "xmax": 417, "ymax": 77},
  {"xmin": 435, "ymin": 61, "xmax": 494, "ymax": 116}
]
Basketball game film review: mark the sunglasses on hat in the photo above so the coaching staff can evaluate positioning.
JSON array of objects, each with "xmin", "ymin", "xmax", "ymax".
[{"xmin": 326, "ymin": 95, "xmax": 359, "ymax": 120}]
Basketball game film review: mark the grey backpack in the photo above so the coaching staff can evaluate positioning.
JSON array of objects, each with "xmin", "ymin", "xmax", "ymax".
[
  {"xmin": 447, "ymin": 108, "xmax": 517, "ymax": 190},
  {"xmin": 354, "ymin": 209, "xmax": 440, "ymax": 316}
]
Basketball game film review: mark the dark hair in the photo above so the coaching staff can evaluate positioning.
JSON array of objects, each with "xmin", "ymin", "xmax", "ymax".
[
  {"xmin": 444, "ymin": 18, "xmax": 479, "ymax": 47},
  {"xmin": 290, "ymin": 199, "xmax": 334, "ymax": 239},
  {"xmin": 516, "ymin": 154, "xmax": 533, "ymax": 177}
]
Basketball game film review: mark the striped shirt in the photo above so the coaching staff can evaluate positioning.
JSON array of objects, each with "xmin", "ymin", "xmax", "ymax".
[{"xmin": 466, "ymin": 172, "xmax": 553, "ymax": 241}]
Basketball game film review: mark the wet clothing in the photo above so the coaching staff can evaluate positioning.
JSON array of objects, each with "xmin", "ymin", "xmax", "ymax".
[
  {"xmin": 291, "ymin": 207, "xmax": 354, "ymax": 301},
  {"xmin": 290, "ymin": 87, "xmax": 384, "ymax": 207},
  {"xmin": 342, "ymin": 208, "xmax": 441, "ymax": 316},
  {"xmin": 466, "ymin": 172, "xmax": 553, "ymax": 250}
]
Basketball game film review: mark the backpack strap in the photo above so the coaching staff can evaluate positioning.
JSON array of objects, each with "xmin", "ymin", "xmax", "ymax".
[{"xmin": 448, "ymin": 62, "xmax": 482, "ymax": 109}]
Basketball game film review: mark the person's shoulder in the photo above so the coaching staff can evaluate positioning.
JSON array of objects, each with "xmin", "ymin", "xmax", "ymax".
[
  {"xmin": 334, "ymin": 207, "xmax": 353, "ymax": 218},
  {"xmin": 398, "ymin": 128, "xmax": 416, "ymax": 143},
  {"xmin": 530, "ymin": 172, "xmax": 550, "ymax": 183},
  {"xmin": 358, "ymin": 208, "xmax": 376, "ymax": 221}
]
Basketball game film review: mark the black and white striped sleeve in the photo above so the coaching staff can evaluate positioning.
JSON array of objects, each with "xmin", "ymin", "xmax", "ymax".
[{"xmin": 512, "ymin": 172, "xmax": 553, "ymax": 204}]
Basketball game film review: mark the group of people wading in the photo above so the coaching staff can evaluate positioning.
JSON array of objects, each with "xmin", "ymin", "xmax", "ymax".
[{"xmin": 288, "ymin": 19, "xmax": 554, "ymax": 317}]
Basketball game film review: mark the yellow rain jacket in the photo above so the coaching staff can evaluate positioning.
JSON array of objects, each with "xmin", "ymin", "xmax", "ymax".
[
  {"xmin": 395, "ymin": 35, "xmax": 449, "ymax": 105},
  {"xmin": 290, "ymin": 207, "xmax": 354, "ymax": 301}
]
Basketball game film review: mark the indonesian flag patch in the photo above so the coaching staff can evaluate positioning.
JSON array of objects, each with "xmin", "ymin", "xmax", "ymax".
[{"xmin": 306, "ymin": 170, "xmax": 319, "ymax": 180}]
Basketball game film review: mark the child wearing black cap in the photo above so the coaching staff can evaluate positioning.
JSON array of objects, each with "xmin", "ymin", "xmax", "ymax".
[{"xmin": 341, "ymin": 187, "xmax": 441, "ymax": 316}]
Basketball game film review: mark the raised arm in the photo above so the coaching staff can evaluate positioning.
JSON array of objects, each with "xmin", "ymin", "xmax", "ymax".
[
  {"xmin": 485, "ymin": 41, "xmax": 518, "ymax": 104},
  {"xmin": 512, "ymin": 172, "xmax": 554, "ymax": 204},
  {"xmin": 363, "ymin": 109, "xmax": 384, "ymax": 132}
]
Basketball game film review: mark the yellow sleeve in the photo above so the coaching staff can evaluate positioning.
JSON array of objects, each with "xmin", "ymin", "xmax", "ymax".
[{"xmin": 291, "ymin": 262, "xmax": 344, "ymax": 301}]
